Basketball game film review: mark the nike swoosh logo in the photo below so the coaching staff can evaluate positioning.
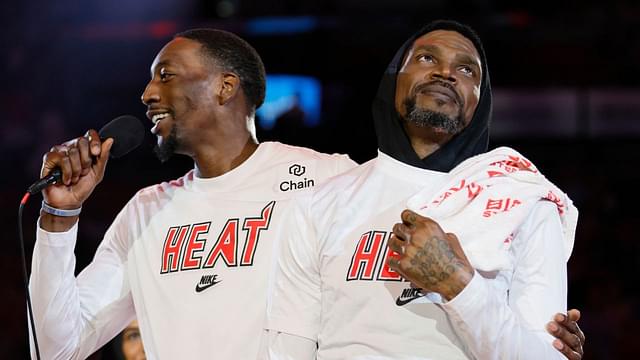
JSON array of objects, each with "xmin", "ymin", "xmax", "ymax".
[
  {"xmin": 395, "ymin": 292, "xmax": 423, "ymax": 306},
  {"xmin": 395, "ymin": 296, "xmax": 421, "ymax": 306},
  {"xmin": 195, "ymin": 280, "xmax": 222, "ymax": 293}
]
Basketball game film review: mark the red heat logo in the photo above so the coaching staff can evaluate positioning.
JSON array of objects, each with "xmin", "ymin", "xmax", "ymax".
[
  {"xmin": 346, "ymin": 230, "xmax": 404, "ymax": 282},
  {"xmin": 160, "ymin": 201, "xmax": 275, "ymax": 273}
]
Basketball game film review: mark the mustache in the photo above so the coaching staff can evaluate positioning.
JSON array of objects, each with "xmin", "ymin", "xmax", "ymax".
[{"xmin": 413, "ymin": 80, "xmax": 463, "ymax": 106}]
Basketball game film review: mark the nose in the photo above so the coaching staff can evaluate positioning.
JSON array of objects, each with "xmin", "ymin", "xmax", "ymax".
[
  {"xmin": 430, "ymin": 63, "xmax": 456, "ymax": 83},
  {"xmin": 141, "ymin": 80, "xmax": 160, "ymax": 105}
]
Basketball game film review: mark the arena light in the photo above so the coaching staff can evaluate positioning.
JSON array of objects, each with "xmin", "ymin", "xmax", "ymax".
[{"xmin": 256, "ymin": 74, "xmax": 322, "ymax": 130}]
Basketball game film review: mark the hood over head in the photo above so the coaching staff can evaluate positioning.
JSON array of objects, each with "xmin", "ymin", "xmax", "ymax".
[{"xmin": 372, "ymin": 19, "xmax": 492, "ymax": 172}]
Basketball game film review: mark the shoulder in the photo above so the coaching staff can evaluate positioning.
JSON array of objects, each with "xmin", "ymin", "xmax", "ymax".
[
  {"xmin": 131, "ymin": 170, "xmax": 194, "ymax": 204},
  {"xmin": 513, "ymin": 200, "xmax": 561, "ymax": 234},
  {"xmin": 265, "ymin": 141, "xmax": 354, "ymax": 162},
  {"xmin": 309, "ymin": 158, "xmax": 377, "ymax": 206},
  {"xmin": 262, "ymin": 141, "xmax": 358, "ymax": 181},
  {"xmin": 512, "ymin": 201, "xmax": 564, "ymax": 256}
]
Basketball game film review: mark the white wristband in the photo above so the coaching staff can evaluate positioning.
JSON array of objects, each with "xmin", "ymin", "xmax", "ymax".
[{"xmin": 41, "ymin": 201, "xmax": 82, "ymax": 217}]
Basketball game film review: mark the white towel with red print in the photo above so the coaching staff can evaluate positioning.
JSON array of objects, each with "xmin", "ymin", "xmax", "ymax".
[{"xmin": 407, "ymin": 146, "xmax": 578, "ymax": 272}]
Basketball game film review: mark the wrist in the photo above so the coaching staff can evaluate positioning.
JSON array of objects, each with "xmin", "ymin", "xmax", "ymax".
[
  {"xmin": 442, "ymin": 267, "xmax": 474, "ymax": 301},
  {"xmin": 39, "ymin": 201, "xmax": 81, "ymax": 233},
  {"xmin": 41, "ymin": 201, "xmax": 82, "ymax": 217},
  {"xmin": 40, "ymin": 211, "xmax": 79, "ymax": 232},
  {"xmin": 41, "ymin": 199, "xmax": 84, "ymax": 210}
]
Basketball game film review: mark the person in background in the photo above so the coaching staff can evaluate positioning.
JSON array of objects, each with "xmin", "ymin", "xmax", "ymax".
[{"xmin": 113, "ymin": 320, "xmax": 146, "ymax": 360}]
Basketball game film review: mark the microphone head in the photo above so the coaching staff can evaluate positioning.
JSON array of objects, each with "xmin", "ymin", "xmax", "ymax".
[{"xmin": 98, "ymin": 115, "xmax": 145, "ymax": 159}]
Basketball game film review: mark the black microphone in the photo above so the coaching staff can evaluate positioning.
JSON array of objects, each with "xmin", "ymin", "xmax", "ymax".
[{"xmin": 27, "ymin": 115, "xmax": 145, "ymax": 194}]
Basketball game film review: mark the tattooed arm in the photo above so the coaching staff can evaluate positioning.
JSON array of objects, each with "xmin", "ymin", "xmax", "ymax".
[
  {"xmin": 388, "ymin": 204, "xmax": 579, "ymax": 359},
  {"xmin": 387, "ymin": 209, "xmax": 474, "ymax": 301}
]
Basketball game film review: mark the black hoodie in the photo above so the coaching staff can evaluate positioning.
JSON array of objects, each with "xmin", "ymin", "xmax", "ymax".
[{"xmin": 372, "ymin": 20, "xmax": 492, "ymax": 172}]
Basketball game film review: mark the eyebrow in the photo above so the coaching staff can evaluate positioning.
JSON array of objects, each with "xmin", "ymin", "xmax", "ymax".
[
  {"xmin": 455, "ymin": 53, "xmax": 481, "ymax": 71},
  {"xmin": 413, "ymin": 44, "xmax": 441, "ymax": 55},
  {"xmin": 412, "ymin": 44, "xmax": 481, "ymax": 71},
  {"xmin": 150, "ymin": 60, "xmax": 172, "ymax": 76}
]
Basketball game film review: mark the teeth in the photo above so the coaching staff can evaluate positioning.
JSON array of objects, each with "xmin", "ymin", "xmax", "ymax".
[{"xmin": 151, "ymin": 113, "xmax": 169, "ymax": 124}]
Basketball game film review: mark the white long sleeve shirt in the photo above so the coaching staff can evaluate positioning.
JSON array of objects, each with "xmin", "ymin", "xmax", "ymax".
[
  {"xmin": 29, "ymin": 142, "xmax": 356, "ymax": 360},
  {"xmin": 266, "ymin": 151, "xmax": 571, "ymax": 359}
]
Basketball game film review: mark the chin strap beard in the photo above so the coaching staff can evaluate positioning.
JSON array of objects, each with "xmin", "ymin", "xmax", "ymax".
[
  {"xmin": 403, "ymin": 96, "xmax": 465, "ymax": 134},
  {"xmin": 154, "ymin": 126, "xmax": 179, "ymax": 162}
]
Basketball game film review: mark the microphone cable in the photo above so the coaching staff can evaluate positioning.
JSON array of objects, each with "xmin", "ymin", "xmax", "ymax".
[
  {"xmin": 18, "ymin": 192, "xmax": 41, "ymax": 360},
  {"xmin": 16, "ymin": 115, "xmax": 144, "ymax": 360}
]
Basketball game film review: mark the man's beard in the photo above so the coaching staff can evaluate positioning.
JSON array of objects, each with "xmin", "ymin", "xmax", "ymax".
[
  {"xmin": 402, "ymin": 94, "xmax": 465, "ymax": 135},
  {"xmin": 153, "ymin": 125, "xmax": 178, "ymax": 163}
]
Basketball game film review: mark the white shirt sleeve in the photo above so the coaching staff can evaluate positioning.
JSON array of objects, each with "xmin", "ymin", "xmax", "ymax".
[
  {"xmin": 265, "ymin": 196, "xmax": 320, "ymax": 357},
  {"xmin": 441, "ymin": 201, "xmax": 569, "ymax": 360},
  {"xmin": 29, "ymin": 207, "xmax": 135, "ymax": 360},
  {"xmin": 260, "ymin": 330, "xmax": 317, "ymax": 360}
]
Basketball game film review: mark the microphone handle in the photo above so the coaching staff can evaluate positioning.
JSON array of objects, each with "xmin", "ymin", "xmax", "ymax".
[
  {"xmin": 26, "ymin": 133, "xmax": 110, "ymax": 195},
  {"xmin": 27, "ymin": 168, "xmax": 62, "ymax": 195}
]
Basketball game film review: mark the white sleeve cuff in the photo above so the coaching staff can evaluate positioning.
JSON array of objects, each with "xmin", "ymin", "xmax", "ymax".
[
  {"xmin": 441, "ymin": 270, "xmax": 488, "ymax": 320},
  {"xmin": 37, "ymin": 218, "xmax": 79, "ymax": 247}
]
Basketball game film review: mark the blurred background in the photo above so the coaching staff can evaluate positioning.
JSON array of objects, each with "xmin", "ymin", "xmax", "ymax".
[{"xmin": 2, "ymin": 0, "xmax": 639, "ymax": 358}]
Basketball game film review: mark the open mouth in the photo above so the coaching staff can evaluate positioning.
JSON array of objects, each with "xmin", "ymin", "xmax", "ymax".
[
  {"xmin": 152, "ymin": 112, "xmax": 170, "ymax": 125},
  {"xmin": 150, "ymin": 112, "xmax": 171, "ymax": 135}
]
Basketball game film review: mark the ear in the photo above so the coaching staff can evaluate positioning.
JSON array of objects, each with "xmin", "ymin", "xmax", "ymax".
[{"xmin": 217, "ymin": 72, "xmax": 240, "ymax": 105}]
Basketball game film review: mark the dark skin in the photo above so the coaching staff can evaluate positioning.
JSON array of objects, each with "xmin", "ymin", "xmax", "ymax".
[
  {"xmin": 40, "ymin": 37, "xmax": 259, "ymax": 233},
  {"xmin": 548, "ymin": 309, "xmax": 585, "ymax": 359},
  {"xmin": 387, "ymin": 30, "xmax": 585, "ymax": 359},
  {"xmin": 36, "ymin": 32, "xmax": 585, "ymax": 359},
  {"xmin": 394, "ymin": 30, "xmax": 481, "ymax": 158}
]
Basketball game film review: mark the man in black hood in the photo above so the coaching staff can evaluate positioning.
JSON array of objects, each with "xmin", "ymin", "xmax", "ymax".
[
  {"xmin": 266, "ymin": 20, "xmax": 583, "ymax": 359},
  {"xmin": 373, "ymin": 20, "xmax": 491, "ymax": 173}
]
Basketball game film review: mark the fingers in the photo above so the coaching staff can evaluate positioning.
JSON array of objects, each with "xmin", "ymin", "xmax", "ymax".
[
  {"xmin": 567, "ymin": 309, "xmax": 585, "ymax": 346},
  {"xmin": 567, "ymin": 309, "xmax": 581, "ymax": 322},
  {"xmin": 547, "ymin": 321, "xmax": 574, "ymax": 346},
  {"xmin": 392, "ymin": 222, "xmax": 412, "ymax": 240},
  {"xmin": 93, "ymin": 138, "xmax": 114, "ymax": 183},
  {"xmin": 552, "ymin": 338, "xmax": 581, "ymax": 360},
  {"xmin": 553, "ymin": 338, "xmax": 582, "ymax": 360},
  {"xmin": 554, "ymin": 312, "xmax": 585, "ymax": 344},
  {"xmin": 387, "ymin": 255, "xmax": 412, "ymax": 281},
  {"xmin": 44, "ymin": 146, "xmax": 73, "ymax": 185},
  {"xmin": 387, "ymin": 255, "xmax": 402, "ymax": 274},
  {"xmin": 42, "ymin": 130, "xmax": 102, "ymax": 186},
  {"xmin": 388, "ymin": 233, "xmax": 405, "ymax": 254},
  {"xmin": 76, "ymin": 136, "xmax": 92, "ymax": 176},
  {"xmin": 67, "ymin": 146, "xmax": 82, "ymax": 183},
  {"xmin": 85, "ymin": 129, "xmax": 101, "ymax": 156},
  {"xmin": 401, "ymin": 210, "xmax": 446, "ymax": 236},
  {"xmin": 547, "ymin": 319, "xmax": 583, "ymax": 359},
  {"xmin": 401, "ymin": 209, "xmax": 422, "ymax": 225},
  {"xmin": 387, "ymin": 233, "xmax": 406, "ymax": 273}
]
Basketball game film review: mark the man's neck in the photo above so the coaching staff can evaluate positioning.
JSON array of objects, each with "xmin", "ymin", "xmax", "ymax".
[
  {"xmin": 193, "ymin": 135, "xmax": 258, "ymax": 178},
  {"xmin": 404, "ymin": 122, "xmax": 453, "ymax": 159}
]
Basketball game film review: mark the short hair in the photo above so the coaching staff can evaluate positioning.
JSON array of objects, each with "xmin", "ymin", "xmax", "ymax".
[{"xmin": 175, "ymin": 29, "xmax": 266, "ymax": 113}]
